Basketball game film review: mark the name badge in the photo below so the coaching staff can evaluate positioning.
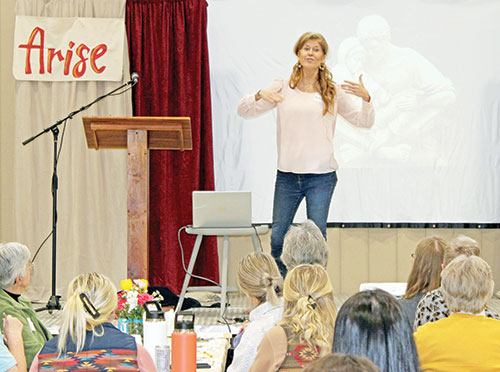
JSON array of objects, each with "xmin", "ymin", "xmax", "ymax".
[
  {"xmin": 27, "ymin": 318, "xmax": 36, "ymax": 332},
  {"xmin": 314, "ymin": 93, "xmax": 323, "ymax": 102}
]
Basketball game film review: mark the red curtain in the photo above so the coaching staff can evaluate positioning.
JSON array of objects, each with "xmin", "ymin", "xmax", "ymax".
[{"xmin": 126, "ymin": 0, "xmax": 219, "ymax": 293}]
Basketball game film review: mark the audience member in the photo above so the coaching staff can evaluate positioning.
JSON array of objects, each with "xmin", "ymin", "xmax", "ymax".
[
  {"xmin": 281, "ymin": 220, "xmax": 329, "ymax": 270},
  {"xmin": 227, "ymin": 253, "xmax": 284, "ymax": 372},
  {"xmin": 303, "ymin": 353, "xmax": 381, "ymax": 372},
  {"xmin": 332, "ymin": 289, "xmax": 420, "ymax": 372},
  {"xmin": 0, "ymin": 242, "xmax": 51, "ymax": 367},
  {"xmin": 413, "ymin": 234, "xmax": 499, "ymax": 330},
  {"xmin": 29, "ymin": 273, "xmax": 155, "ymax": 372},
  {"xmin": 0, "ymin": 315, "xmax": 27, "ymax": 372},
  {"xmin": 249, "ymin": 264, "xmax": 337, "ymax": 371},
  {"xmin": 398, "ymin": 236, "xmax": 446, "ymax": 326},
  {"xmin": 414, "ymin": 255, "xmax": 500, "ymax": 371}
]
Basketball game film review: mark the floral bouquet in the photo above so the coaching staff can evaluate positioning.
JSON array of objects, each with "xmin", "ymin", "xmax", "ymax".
[{"xmin": 116, "ymin": 279, "xmax": 162, "ymax": 335}]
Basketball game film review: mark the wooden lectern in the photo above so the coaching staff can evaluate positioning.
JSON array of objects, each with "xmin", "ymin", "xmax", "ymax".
[{"xmin": 82, "ymin": 116, "xmax": 192, "ymax": 279}]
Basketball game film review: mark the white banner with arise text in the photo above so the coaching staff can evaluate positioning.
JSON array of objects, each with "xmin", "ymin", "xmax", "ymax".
[{"xmin": 13, "ymin": 16, "xmax": 124, "ymax": 81}]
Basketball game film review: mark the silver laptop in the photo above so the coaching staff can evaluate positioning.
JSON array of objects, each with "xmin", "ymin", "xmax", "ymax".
[{"xmin": 192, "ymin": 191, "xmax": 252, "ymax": 228}]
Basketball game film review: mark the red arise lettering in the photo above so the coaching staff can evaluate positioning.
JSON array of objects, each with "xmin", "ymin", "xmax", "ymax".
[{"xmin": 18, "ymin": 26, "xmax": 108, "ymax": 78}]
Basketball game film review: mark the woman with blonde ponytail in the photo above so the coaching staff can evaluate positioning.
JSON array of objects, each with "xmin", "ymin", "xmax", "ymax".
[
  {"xmin": 227, "ymin": 253, "xmax": 283, "ymax": 372},
  {"xmin": 249, "ymin": 264, "xmax": 337, "ymax": 371},
  {"xmin": 238, "ymin": 32, "xmax": 374, "ymax": 277},
  {"xmin": 29, "ymin": 273, "xmax": 156, "ymax": 372}
]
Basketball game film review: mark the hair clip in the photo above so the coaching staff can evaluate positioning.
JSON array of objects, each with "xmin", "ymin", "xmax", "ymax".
[
  {"xmin": 265, "ymin": 276, "xmax": 273, "ymax": 287},
  {"xmin": 79, "ymin": 293, "xmax": 100, "ymax": 319},
  {"xmin": 308, "ymin": 295, "xmax": 317, "ymax": 310}
]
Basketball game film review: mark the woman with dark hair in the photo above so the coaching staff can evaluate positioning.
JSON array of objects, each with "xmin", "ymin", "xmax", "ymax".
[
  {"xmin": 332, "ymin": 289, "xmax": 420, "ymax": 372},
  {"xmin": 238, "ymin": 32, "xmax": 374, "ymax": 275},
  {"xmin": 398, "ymin": 236, "xmax": 446, "ymax": 325}
]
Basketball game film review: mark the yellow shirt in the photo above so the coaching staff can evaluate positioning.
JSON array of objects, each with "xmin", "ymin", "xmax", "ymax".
[{"xmin": 414, "ymin": 313, "xmax": 500, "ymax": 372}]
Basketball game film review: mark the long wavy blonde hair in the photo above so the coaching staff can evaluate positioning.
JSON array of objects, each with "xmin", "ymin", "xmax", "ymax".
[
  {"xmin": 289, "ymin": 32, "xmax": 336, "ymax": 115},
  {"xmin": 281, "ymin": 264, "xmax": 337, "ymax": 355},
  {"xmin": 58, "ymin": 273, "xmax": 118, "ymax": 355}
]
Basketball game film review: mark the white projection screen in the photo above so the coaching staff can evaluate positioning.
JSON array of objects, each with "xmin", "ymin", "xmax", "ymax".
[{"xmin": 208, "ymin": 0, "xmax": 500, "ymax": 224}]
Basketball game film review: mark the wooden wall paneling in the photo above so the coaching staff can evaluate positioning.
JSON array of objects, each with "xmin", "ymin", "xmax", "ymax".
[
  {"xmin": 326, "ymin": 227, "xmax": 341, "ymax": 294},
  {"xmin": 225, "ymin": 230, "xmax": 272, "ymax": 289},
  {"xmin": 396, "ymin": 229, "xmax": 426, "ymax": 282},
  {"xmin": 222, "ymin": 228, "xmax": 499, "ymax": 298},
  {"xmin": 493, "ymin": 230, "xmax": 500, "ymax": 295},
  {"xmin": 368, "ymin": 229, "xmax": 398, "ymax": 282},
  {"xmin": 225, "ymin": 235, "xmax": 256, "ymax": 289},
  {"xmin": 259, "ymin": 230, "xmax": 272, "ymax": 255},
  {"xmin": 478, "ymin": 230, "xmax": 494, "ymax": 265},
  {"xmin": 428, "ymin": 228, "xmax": 453, "ymax": 241},
  {"xmin": 451, "ymin": 228, "xmax": 482, "ymax": 244},
  {"xmin": 339, "ymin": 228, "xmax": 369, "ymax": 294},
  {"xmin": 481, "ymin": 229, "xmax": 500, "ymax": 292}
]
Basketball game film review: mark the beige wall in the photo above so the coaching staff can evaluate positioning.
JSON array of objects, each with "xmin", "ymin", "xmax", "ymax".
[
  {"xmin": 0, "ymin": 0, "xmax": 16, "ymax": 241},
  {"xmin": 1, "ymin": 1, "xmax": 499, "ymax": 296},
  {"xmin": 220, "ymin": 228, "xmax": 500, "ymax": 295}
]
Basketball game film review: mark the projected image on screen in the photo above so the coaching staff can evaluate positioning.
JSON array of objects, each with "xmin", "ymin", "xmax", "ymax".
[
  {"xmin": 334, "ymin": 15, "xmax": 455, "ymax": 167},
  {"xmin": 208, "ymin": 0, "xmax": 500, "ymax": 224}
]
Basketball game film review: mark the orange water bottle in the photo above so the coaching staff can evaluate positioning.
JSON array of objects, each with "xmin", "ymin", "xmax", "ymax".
[{"xmin": 171, "ymin": 311, "xmax": 196, "ymax": 372}]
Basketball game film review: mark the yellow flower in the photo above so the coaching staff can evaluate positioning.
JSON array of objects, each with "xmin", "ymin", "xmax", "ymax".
[{"xmin": 120, "ymin": 279, "xmax": 133, "ymax": 291}]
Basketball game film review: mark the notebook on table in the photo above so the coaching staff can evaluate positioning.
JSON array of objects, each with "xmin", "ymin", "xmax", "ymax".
[{"xmin": 192, "ymin": 191, "xmax": 252, "ymax": 228}]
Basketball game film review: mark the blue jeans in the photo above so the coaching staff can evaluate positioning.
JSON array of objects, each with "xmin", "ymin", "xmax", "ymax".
[{"xmin": 270, "ymin": 170, "xmax": 338, "ymax": 276}]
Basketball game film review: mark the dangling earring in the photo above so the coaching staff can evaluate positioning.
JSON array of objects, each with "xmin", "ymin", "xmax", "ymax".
[
  {"xmin": 295, "ymin": 62, "xmax": 302, "ymax": 70},
  {"xmin": 319, "ymin": 63, "xmax": 326, "ymax": 71}
]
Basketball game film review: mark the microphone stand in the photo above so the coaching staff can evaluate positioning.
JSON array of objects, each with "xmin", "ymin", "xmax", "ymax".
[{"xmin": 23, "ymin": 76, "xmax": 138, "ymax": 313}]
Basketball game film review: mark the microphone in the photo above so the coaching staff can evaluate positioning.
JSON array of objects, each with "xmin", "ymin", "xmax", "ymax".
[{"xmin": 129, "ymin": 72, "xmax": 139, "ymax": 85}]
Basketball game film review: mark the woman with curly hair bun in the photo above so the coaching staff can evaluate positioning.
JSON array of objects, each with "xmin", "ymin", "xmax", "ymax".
[
  {"xmin": 249, "ymin": 264, "xmax": 337, "ymax": 371},
  {"xmin": 227, "ymin": 253, "xmax": 283, "ymax": 372},
  {"xmin": 238, "ymin": 32, "xmax": 374, "ymax": 277}
]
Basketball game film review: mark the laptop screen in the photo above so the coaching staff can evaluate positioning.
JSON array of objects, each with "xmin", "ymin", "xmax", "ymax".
[{"xmin": 192, "ymin": 191, "xmax": 252, "ymax": 228}]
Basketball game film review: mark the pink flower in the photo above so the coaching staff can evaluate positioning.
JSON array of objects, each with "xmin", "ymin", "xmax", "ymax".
[
  {"xmin": 117, "ymin": 278, "xmax": 160, "ymax": 320},
  {"xmin": 134, "ymin": 279, "xmax": 149, "ymax": 290},
  {"xmin": 137, "ymin": 292, "xmax": 154, "ymax": 305},
  {"xmin": 117, "ymin": 292, "xmax": 127, "ymax": 310}
]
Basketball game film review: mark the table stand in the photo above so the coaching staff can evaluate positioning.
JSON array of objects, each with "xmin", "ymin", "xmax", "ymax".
[{"xmin": 176, "ymin": 225, "xmax": 269, "ymax": 317}]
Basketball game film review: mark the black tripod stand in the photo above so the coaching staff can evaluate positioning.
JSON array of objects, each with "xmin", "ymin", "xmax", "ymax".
[{"xmin": 23, "ymin": 73, "xmax": 139, "ymax": 312}]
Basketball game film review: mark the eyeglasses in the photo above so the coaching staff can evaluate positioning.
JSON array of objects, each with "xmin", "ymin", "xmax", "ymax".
[{"xmin": 28, "ymin": 261, "xmax": 35, "ymax": 272}]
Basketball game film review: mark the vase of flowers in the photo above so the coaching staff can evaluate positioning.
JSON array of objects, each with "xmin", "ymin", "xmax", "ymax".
[{"xmin": 116, "ymin": 279, "xmax": 162, "ymax": 338}]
